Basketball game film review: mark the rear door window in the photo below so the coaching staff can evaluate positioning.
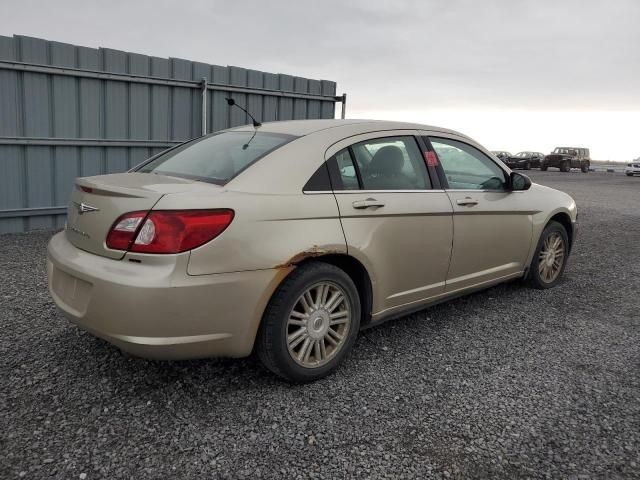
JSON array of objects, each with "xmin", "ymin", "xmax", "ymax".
[
  {"xmin": 335, "ymin": 149, "xmax": 360, "ymax": 190},
  {"xmin": 137, "ymin": 131, "xmax": 296, "ymax": 185},
  {"xmin": 350, "ymin": 136, "xmax": 430, "ymax": 190}
]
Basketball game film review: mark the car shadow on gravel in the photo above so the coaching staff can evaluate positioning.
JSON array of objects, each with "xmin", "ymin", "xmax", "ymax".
[
  {"xmin": 47, "ymin": 324, "xmax": 344, "ymax": 410},
  {"xmin": 48, "ymin": 274, "xmax": 562, "ymax": 393},
  {"xmin": 359, "ymin": 274, "xmax": 571, "ymax": 338}
]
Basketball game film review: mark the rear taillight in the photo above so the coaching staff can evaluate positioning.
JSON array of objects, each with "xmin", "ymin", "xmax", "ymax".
[
  {"xmin": 106, "ymin": 211, "xmax": 148, "ymax": 250},
  {"xmin": 106, "ymin": 210, "xmax": 234, "ymax": 254}
]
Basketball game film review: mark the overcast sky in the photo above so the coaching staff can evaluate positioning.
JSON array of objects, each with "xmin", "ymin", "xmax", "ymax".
[{"xmin": 2, "ymin": 0, "xmax": 639, "ymax": 160}]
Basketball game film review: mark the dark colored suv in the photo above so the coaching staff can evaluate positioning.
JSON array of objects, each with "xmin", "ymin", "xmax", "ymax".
[{"xmin": 542, "ymin": 147, "xmax": 590, "ymax": 173}]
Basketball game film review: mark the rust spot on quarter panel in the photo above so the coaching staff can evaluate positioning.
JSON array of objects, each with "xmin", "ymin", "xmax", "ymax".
[{"xmin": 274, "ymin": 246, "xmax": 341, "ymax": 269}]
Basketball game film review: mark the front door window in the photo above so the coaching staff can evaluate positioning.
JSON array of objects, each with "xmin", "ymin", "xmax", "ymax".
[{"xmin": 430, "ymin": 137, "xmax": 506, "ymax": 190}]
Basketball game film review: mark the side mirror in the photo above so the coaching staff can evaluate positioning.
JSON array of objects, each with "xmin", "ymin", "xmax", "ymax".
[{"xmin": 510, "ymin": 172, "xmax": 531, "ymax": 191}]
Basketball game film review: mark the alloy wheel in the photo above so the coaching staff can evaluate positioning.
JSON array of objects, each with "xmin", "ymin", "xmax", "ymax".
[
  {"xmin": 286, "ymin": 282, "xmax": 352, "ymax": 368},
  {"xmin": 538, "ymin": 232, "xmax": 565, "ymax": 283}
]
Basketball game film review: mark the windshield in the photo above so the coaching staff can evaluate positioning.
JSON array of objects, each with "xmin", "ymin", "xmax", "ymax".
[
  {"xmin": 514, "ymin": 152, "xmax": 529, "ymax": 157},
  {"xmin": 137, "ymin": 131, "xmax": 297, "ymax": 184}
]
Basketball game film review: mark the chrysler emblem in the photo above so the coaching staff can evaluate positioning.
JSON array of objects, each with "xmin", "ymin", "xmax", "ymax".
[{"xmin": 74, "ymin": 202, "xmax": 100, "ymax": 215}]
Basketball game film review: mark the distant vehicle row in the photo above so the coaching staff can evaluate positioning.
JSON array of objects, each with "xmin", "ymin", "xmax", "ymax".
[{"xmin": 492, "ymin": 148, "xmax": 591, "ymax": 173}]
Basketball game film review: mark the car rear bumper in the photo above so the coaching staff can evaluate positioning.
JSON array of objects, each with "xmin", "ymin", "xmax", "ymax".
[{"xmin": 47, "ymin": 232, "xmax": 286, "ymax": 360}]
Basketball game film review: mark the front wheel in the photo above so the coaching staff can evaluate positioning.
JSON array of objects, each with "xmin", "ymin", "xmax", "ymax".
[
  {"xmin": 527, "ymin": 221, "xmax": 569, "ymax": 289},
  {"xmin": 540, "ymin": 165, "xmax": 548, "ymax": 171},
  {"xmin": 560, "ymin": 161, "xmax": 570, "ymax": 172},
  {"xmin": 581, "ymin": 163, "xmax": 590, "ymax": 173},
  {"xmin": 524, "ymin": 161, "xmax": 531, "ymax": 170},
  {"xmin": 256, "ymin": 262, "xmax": 361, "ymax": 382}
]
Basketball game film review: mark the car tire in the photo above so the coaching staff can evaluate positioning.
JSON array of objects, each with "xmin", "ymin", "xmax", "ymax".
[
  {"xmin": 256, "ymin": 261, "xmax": 361, "ymax": 383},
  {"xmin": 527, "ymin": 221, "xmax": 569, "ymax": 290},
  {"xmin": 627, "ymin": 173, "xmax": 633, "ymax": 177},
  {"xmin": 560, "ymin": 161, "xmax": 570, "ymax": 172},
  {"xmin": 540, "ymin": 165, "xmax": 548, "ymax": 171},
  {"xmin": 581, "ymin": 163, "xmax": 589, "ymax": 173},
  {"xmin": 524, "ymin": 161, "xmax": 531, "ymax": 170}
]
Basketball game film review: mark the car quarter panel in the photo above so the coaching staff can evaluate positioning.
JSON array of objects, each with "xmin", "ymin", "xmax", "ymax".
[{"xmin": 149, "ymin": 190, "xmax": 347, "ymax": 275}]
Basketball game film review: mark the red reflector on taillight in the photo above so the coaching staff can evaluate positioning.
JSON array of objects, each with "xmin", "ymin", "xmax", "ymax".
[
  {"xmin": 106, "ymin": 210, "xmax": 234, "ymax": 254},
  {"xmin": 77, "ymin": 185, "xmax": 93, "ymax": 193}
]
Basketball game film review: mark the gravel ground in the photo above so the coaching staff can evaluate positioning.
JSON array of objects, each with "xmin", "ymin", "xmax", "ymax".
[{"xmin": 1, "ymin": 171, "xmax": 639, "ymax": 479}]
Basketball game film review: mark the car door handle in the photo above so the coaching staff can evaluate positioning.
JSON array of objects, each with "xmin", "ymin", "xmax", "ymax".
[
  {"xmin": 352, "ymin": 198, "xmax": 385, "ymax": 209},
  {"xmin": 456, "ymin": 198, "xmax": 478, "ymax": 206}
]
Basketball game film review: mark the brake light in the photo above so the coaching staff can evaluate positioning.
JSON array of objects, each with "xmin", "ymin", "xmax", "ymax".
[{"xmin": 106, "ymin": 210, "xmax": 234, "ymax": 254}]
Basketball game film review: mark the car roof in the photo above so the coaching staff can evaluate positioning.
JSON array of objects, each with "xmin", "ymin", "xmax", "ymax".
[
  {"xmin": 225, "ymin": 119, "xmax": 482, "ymax": 194},
  {"xmin": 228, "ymin": 119, "xmax": 468, "ymax": 138}
]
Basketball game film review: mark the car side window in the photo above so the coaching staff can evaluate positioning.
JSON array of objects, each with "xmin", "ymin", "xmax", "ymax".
[
  {"xmin": 334, "ymin": 148, "xmax": 360, "ymax": 190},
  {"xmin": 349, "ymin": 136, "xmax": 430, "ymax": 190},
  {"xmin": 429, "ymin": 137, "xmax": 507, "ymax": 190}
]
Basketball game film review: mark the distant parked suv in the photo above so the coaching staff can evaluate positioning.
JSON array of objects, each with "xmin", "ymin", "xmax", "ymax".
[
  {"xmin": 542, "ymin": 147, "xmax": 590, "ymax": 173},
  {"xmin": 505, "ymin": 152, "xmax": 544, "ymax": 170}
]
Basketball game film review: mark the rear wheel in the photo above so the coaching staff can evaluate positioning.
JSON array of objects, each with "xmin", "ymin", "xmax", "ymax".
[
  {"xmin": 256, "ymin": 262, "xmax": 361, "ymax": 382},
  {"xmin": 528, "ymin": 221, "xmax": 569, "ymax": 289}
]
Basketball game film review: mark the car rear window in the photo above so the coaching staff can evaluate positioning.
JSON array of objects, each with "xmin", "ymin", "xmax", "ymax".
[{"xmin": 137, "ymin": 131, "xmax": 297, "ymax": 184}]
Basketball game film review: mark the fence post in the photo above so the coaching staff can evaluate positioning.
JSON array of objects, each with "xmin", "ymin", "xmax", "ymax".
[
  {"xmin": 201, "ymin": 78, "xmax": 208, "ymax": 136},
  {"xmin": 341, "ymin": 93, "xmax": 347, "ymax": 119}
]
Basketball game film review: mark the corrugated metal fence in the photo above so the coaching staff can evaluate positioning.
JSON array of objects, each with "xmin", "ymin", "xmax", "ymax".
[{"xmin": 0, "ymin": 35, "xmax": 344, "ymax": 234}]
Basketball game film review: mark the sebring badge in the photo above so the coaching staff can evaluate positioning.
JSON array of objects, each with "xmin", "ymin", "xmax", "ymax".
[
  {"xmin": 67, "ymin": 225, "xmax": 91, "ymax": 239},
  {"xmin": 74, "ymin": 202, "xmax": 100, "ymax": 215}
]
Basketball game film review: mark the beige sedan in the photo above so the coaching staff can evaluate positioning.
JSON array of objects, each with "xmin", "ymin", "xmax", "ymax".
[{"xmin": 47, "ymin": 120, "xmax": 577, "ymax": 382}]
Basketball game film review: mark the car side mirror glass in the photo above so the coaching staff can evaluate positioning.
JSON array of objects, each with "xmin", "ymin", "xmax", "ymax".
[{"xmin": 510, "ymin": 172, "xmax": 531, "ymax": 191}]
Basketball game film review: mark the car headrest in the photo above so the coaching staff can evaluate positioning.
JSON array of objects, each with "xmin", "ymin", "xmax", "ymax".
[{"xmin": 369, "ymin": 145, "xmax": 405, "ymax": 175}]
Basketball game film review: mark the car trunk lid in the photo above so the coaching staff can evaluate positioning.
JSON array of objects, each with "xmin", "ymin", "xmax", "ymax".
[{"xmin": 66, "ymin": 172, "xmax": 220, "ymax": 259}]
